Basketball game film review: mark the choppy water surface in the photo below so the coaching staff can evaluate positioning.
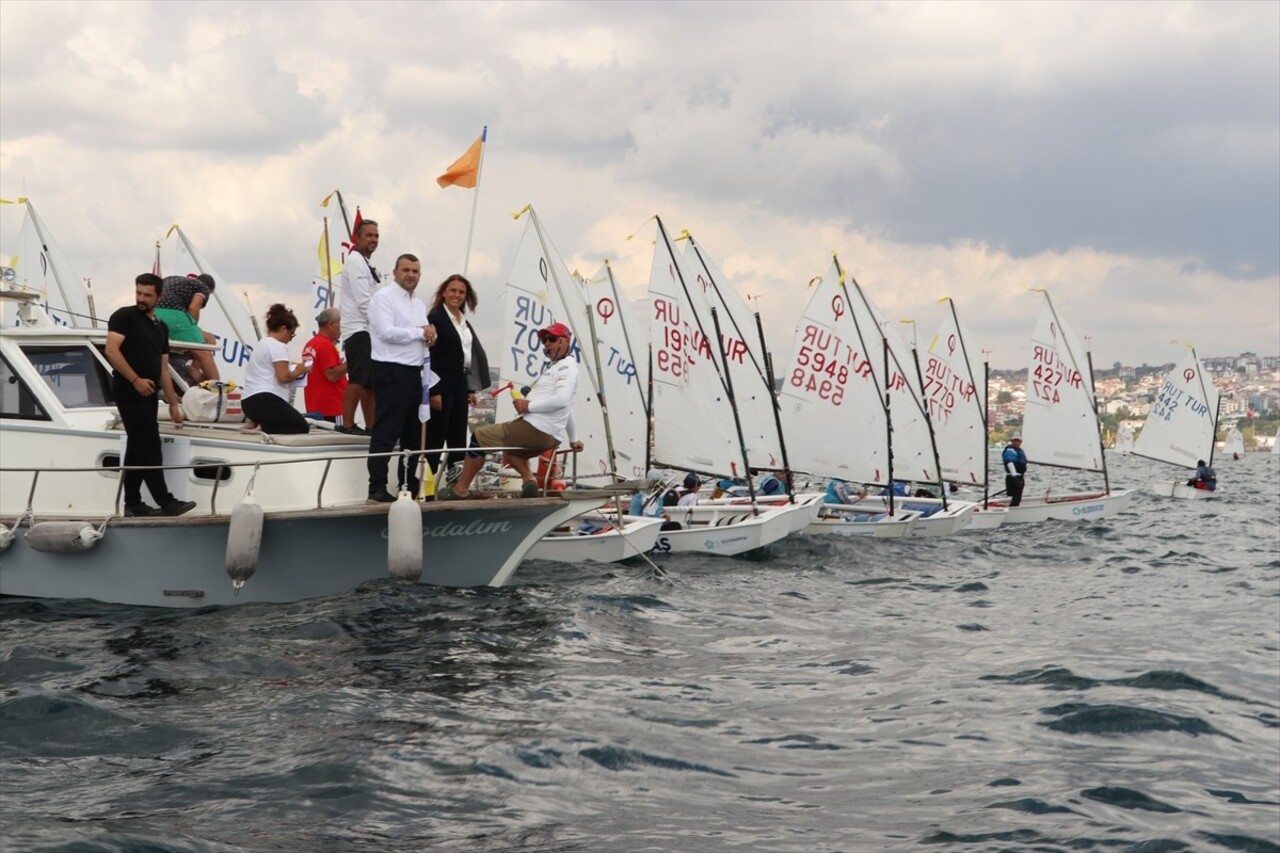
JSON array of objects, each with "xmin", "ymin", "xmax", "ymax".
[{"xmin": 2, "ymin": 453, "xmax": 1278, "ymax": 852}]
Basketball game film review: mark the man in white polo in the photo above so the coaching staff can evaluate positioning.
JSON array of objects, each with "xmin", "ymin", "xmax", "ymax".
[
  {"xmin": 365, "ymin": 253, "xmax": 438, "ymax": 502},
  {"xmin": 446, "ymin": 321, "xmax": 584, "ymax": 499}
]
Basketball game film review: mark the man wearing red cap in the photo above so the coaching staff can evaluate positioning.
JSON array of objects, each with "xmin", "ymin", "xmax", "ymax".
[{"xmin": 445, "ymin": 321, "xmax": 584, "ymax": 499}]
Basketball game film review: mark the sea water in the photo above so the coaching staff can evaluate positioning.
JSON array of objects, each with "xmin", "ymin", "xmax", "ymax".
[{"xmin": 1, "ymin": 453, "xmax": 1277, "ymax": 852}]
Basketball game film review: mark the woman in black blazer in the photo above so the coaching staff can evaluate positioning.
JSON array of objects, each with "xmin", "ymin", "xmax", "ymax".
[{"xmin": 425, "ymin": 274, "xmax": 490, "ymax": 474}]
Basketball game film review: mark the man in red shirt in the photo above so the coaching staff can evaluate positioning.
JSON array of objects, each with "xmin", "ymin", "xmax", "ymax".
[{"xmin": 302, "ymin": 307, "xmax": 349, "ymax": 422}]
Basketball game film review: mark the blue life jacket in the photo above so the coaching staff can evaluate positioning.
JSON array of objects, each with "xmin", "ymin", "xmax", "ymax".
[
  {"xmin": 758, "ymin": 474, "xmax": 784, "ymax": 496},
  {"xmin": 1002, "ymin": 445, "xmax": 1027, "ymax": 474}
]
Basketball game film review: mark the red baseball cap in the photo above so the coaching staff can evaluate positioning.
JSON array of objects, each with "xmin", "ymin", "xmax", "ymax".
[{"xmin": 537, "ymin": 322, "xmax": 572, "ymax": 342}]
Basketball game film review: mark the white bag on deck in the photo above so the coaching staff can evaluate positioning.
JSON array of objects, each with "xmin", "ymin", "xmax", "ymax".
[{"xmin": 181, "ymin": 383, "xmax": 243, "ymax": 423}]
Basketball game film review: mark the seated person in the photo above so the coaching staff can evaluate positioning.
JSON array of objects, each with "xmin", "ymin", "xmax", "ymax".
[
  {"xmin": 629, "ymin": 470, "xmax": 668, "ymax": 518},
  {"xmin": 1187, "ymin": 460, "xmax": 1217, "ymax": 491},
  {"xmin": 711, "ymin": 477, "xmax": 748, "ymax": 500},
  {"xmin": 241, "ymin": 303, "xmax": 311, "ymax": 435},
  {"xmin": 880, "ymin": 480, "xmax": 911, "ymax": 497},
  {"xmin": 155, "ymin": 274, "xmax": 221, "ymax": 385},
  {"xmin": 757, "ymin": 470, "xmax": 788, "ymax": 497},
  {"xmin": 825, "ymin": 479, "xmax": 863, "ymax": 505},
  {"xmin": 664, "ymin": 472, "xmax": 701, "ymax": 507}
]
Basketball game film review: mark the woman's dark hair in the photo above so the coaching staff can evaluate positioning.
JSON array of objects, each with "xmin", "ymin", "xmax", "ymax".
[
  {"xmin": 265, "ymin": 303, "xmax": 298, "ymax": 333},
  {"xmin": 430, "ymin": 274, "xmax": 478, "ymax": 313}
]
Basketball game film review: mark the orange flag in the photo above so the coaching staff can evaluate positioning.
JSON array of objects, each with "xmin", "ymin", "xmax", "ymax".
[{"xmin": 436, "ymin": 134, "xmax": 484, "ymax": 189}]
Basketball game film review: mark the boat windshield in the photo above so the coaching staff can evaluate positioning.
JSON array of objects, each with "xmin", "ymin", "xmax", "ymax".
[
  {"xmin": 19, "ymin": 344, "xmax": 115, "ymax": 409},
  {"xmin": 0, "ymin": 354, "xmax": 50, "ymax": 420}
]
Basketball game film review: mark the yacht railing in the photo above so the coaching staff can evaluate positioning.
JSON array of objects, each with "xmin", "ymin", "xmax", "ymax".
[{"xmin": 1, "ymin": 445, "xmax": 580, "ymax": 520}]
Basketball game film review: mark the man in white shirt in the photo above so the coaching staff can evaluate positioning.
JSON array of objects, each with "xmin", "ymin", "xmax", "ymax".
[
  {"xmin": 338, "ymin": 219, "xmax": 380, "ymax": 435},
  {"xmin": 366, "ymin": 253, "xmax": 439, "ymax": 502},
  {"xmin": 446, "ymin": 321, "xmax": 585, "ymax": 500}
]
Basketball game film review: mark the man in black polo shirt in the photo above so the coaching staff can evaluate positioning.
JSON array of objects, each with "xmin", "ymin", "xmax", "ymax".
[{"xmin": 103, "ymin": 273, "xmax": 197, "ymax": 517}]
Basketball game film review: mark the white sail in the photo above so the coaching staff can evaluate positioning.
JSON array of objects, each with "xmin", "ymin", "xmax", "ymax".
[
  {"xmin": 158, "ymin": 226, "xmax": 260, "ymax": 387},
  {"xmin": 493, "ymin": 210, "xmax": 612, "ymax": 479},
  {"xmin": 843, "ymin": 274, "xmax": 940, "ymax": 483},
  {"xmin": 0, "ymin": 199, "xmax": 95, "ymax": 328},
  {"xmin": 778, "ymin": 259, "xmax": 888, "ymax": 483},
  {"xmin": 923, "ymin": 301, "xmax": 988, "ymax": 485},
  {"xmin": 1114, "ymin": 423, "xmax": 1135, "ymax": 453},
  {"xmin": 1132, "ymin": 347, "xmax": 1219, "ymax": 469},
  {"xmin": 646, "ymin": 218, "xmax": 744, "ymax": 477},
  {"xmin": 1223, "ymin": 426, "xmax": 1245, "ymax": 458},
  {"xmin": 683, "ymin": 237, "xmax": 786, "ymax": 469},
  {"xmin": 1021, "ymin": 296, "xmax": 1103, "ymax": 472},
  {"xmin": 578, "ymin": 262, "xmax": 649, "ymax": 479}
]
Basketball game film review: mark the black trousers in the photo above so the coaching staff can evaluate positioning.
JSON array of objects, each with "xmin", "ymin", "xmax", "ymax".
[
  {"xmin": 242, "ymin": 392, "xmax": 310, "ymax": 434},
  {"xmin": 424, "ymin": 382, "xmax": 469, "ymax": 473},
  {"xmin": 368, "ymin": 361, "xmax": 424, "ymax": 494},
  {"xmin": 113, "ymin": 376, "xmax": 174, "ymax": 507},
  {"xmin": 1006, "ymin": 474, "xmax": 1025, "ymax": 507}
]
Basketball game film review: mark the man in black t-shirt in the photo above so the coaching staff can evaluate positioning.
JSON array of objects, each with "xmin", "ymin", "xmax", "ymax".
[{"xmin": 103, "ymin": 273, "xmax": 197, "ymax": 517}]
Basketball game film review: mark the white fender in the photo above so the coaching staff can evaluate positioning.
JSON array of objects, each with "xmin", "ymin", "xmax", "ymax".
[
  {"xmin": 0, "ymin": 523, "xmax": 12, "ymax": 552},
  {"xmin": 26, "ymin": 522, "xmax": 102, "ymax": 553},
  {"xmin": 387, "ymin": 489, "xmax": 423, "ymax": 582},
  {"xmin": 224, "ymin": 496, "xmax": 264, "ymax": 589}
]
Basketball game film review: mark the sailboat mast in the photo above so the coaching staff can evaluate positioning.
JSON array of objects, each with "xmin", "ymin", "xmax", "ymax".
[
  {"xmin": 25, "ymin": 201, "xmax": 80, "ymax": 328},
  {"xmin": 653, "ymin": 216, "xmax": 748, "ymax": 482},
  {"xmin": 333, "ymin": 191, "xmax": 354, "ymax": 242},
  {"xmin": 832, "ymin": 254, "xmax": 894, "ymax": 499},
  {"xmin": 982, "ymin": 360, "xmax": 991, "ymax": 508},
  {"xmin": 582, "ymin": 298, "xmax": 620, "ymax": 481},
  {"xmin": 945, "ymin": 297, "xmax": 988, "ymax": 488},
  {"xmin": 644, "ymin": 342, "xmax": 655, "ymax": 475},
  {"xmin": 171, "ymin": 225, "xmax": 258, "ymax": 348},
  {"xmin": 685, "ymin": 234, "xmax": 791, "ymax": 488},
  {"xmin": 908, "ymin": 343, "xmax": 947, "ymax": 508},
  {"xmin": 883, "ymin": 338, "xmax": 895, "ymax": 517},
  {"xmin": 1195, "ymin": 348, "xmax": 1222, "ymax": 468},
  {"xmin": 527, "ymin": 207, "xmax": 613, "ymax": 479},
  {"xmin": 1086, "ymin": 350, "xmax": 1111, "ymax": 494},
  {"xmin": 753, "ymin": 309, "xmax": 795, "ymax": 501},
  {"xmin": 1040, "ymin": 291, "xmax": 1107, "ymax": 479},
  {"xmin": 602, "ymin": 259, "xmax": 647, "ymax": 413},
  {"xmin": 710, "ymin": 305, "xmax": 759, "ymax": 513}
]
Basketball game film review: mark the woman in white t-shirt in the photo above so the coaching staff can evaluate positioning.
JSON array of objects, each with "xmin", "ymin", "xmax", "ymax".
[{"xmin": 241, "ymin": 303, "xmax": 311, "ymax": 434}]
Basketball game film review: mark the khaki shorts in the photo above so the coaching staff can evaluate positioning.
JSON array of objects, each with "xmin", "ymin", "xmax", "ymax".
[{"xmin": 471, "ymin": 419, "xmax": 558, "ymax": 459}]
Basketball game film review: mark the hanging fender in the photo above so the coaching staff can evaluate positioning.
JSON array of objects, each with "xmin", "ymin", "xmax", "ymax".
[
  {"xmin": 26, "ymin": 522, "xmax": 103, "ymax": 553},
  {"xmin": 224, "ymin": 497, "xmax": 264, "ymax": 590},
  {"xmin": 387, "ymin": 489, "xmax": 423, "ymax": 582}
]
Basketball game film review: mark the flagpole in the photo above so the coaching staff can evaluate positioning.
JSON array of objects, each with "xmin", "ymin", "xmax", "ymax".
[
  {"xmin": 322, "ymin": 216, "xmax": 336, "ymax": 309},
  {"xmin": 461, "ymin": 126, "xmax": 488, "ymax": 277}
]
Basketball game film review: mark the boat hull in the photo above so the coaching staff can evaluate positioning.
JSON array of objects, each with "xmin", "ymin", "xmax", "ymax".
[
  {"xmin": 649, "ymin": 502, "xmax": 809, "ymax": 556},
  {"xmin": 964, "ymin": 506, "xmax": 1008, "ymax": 530},
  {"xmin": 804, "ymin": 505, "xmax": 919, "ymax": 538},
  {"xmin": 997, "ymin": 489, "xmax": 1135, "ymax": 524},
  {"xmin": 1149, "ymin": 481, "xmax": 1220, "ymax": 500},
  {"xmin": 0, "ymin": 499, "xmax": 591, "ymax": 608},
  {"xmin": 527, "ymin": 515, "xmax": 665, "ymax": 563}
]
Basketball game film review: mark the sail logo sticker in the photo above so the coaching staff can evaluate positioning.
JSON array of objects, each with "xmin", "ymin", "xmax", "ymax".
[{"xmin": 595, "ymin": 297, "xmax": 615, "ymax": 325}]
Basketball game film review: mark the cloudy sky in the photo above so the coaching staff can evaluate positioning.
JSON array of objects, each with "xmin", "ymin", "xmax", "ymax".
[{"xmin": 1, "ymin": 0, "xmax": 1276, "ymax": 368}]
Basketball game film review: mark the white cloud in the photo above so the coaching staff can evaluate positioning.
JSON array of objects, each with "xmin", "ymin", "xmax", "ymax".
[{"xmin": 0, "ymin": 0, "xmax": 1274, "ymax": 370}]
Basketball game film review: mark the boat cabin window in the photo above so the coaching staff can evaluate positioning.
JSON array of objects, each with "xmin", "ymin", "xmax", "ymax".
[
  {"xmin": 0, "ymin": 354, "xmax": 51, "ymax": 420},
  {"xmin": 19, "ymin": 345, "xmax": 115, "ymax": 409}
]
